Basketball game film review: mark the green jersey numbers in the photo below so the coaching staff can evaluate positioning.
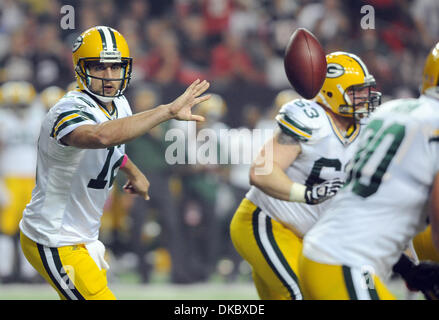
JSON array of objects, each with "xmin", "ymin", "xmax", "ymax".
[
  {"xmin": 88, "ymin": 146, "xmax": 124, "ymax": 189},
  {"xmin": 294, "ymin": 100, "xmax": 320, "ymax": 119},
  {"xmin": 346, "ymin": 119, "xmax": 405, "ymax": 198},
  {"xmin": 305, "ymin": 158, "xmax": 342, "ymax": 186}
]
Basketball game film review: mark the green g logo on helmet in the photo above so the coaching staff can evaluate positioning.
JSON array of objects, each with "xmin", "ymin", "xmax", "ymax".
[{"xmin": 326, "ymin": 63, "xmax": 345, "ymax": 78}]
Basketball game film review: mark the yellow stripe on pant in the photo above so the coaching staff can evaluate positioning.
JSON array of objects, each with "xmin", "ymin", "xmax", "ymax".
[
  {"xmin": 298, "ymin": 252, "xmax": 396, "ymax": 300},
  {"xmin": 20, "ymin": 231, "xmax": 116, "ymax": 300},
  {"xmin": 230, "ymin": 198, "xmax": 303, "ymax": 300}
]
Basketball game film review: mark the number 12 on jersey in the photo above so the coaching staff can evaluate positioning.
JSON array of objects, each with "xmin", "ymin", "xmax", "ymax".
[
  {"xmin": 346, "ymin": 119, "xmax": 405, "ymax": 198},
  {"xmin": 88, "ymin": 146, "xmax": 124, "ymax": 189}
]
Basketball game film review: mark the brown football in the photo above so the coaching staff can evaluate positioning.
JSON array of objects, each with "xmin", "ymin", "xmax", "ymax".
[{"xmin": 284, "ymin": 28, "xmax": 326, "ymax": 99}]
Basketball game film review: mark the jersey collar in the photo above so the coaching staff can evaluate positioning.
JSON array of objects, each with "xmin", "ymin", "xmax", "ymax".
[
  {"xmin": 83, "ymin": 90, "xmax": 118, "ymax": 120},
  {"xmin": 325, "ymin": 111, "xmax": 361, "ymax": 146}
]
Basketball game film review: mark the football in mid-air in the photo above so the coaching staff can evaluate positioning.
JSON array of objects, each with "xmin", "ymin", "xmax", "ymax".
[{"xmin": 284, "ymin": 28, "xmax": 326, "ymax": 99}]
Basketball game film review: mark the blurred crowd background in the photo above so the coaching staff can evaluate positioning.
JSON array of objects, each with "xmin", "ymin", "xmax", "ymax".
[{"xmin": 0, "ymin": 0, "xmax": 438, "ymax": 286}]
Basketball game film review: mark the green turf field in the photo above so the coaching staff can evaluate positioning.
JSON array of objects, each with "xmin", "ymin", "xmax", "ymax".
[
  {"xmin": 0, "ymin": 282, "xmax": 258, "ymax": 300},
  {"xmin": 0, "ymin": 278, "xmax": 423, "ymax": 300}
]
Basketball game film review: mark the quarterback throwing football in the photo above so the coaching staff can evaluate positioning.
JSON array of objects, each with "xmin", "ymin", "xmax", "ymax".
[{"xmin": 19, "ymin": 26, "xmax": 210, "ymax": 300}]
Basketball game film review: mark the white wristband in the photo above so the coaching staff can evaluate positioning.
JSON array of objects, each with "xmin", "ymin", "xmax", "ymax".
[{"xmin": 289, "ymin": 183, "xmax": 307, "ymax": 202}]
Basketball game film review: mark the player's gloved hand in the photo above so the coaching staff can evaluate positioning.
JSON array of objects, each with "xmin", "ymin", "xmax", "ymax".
[
  {"xmin": 304, "ymin": 178, "xmax": 344, "ymax": 205},
  {"xmin": 392, "ymin": 254, "xmax": 439, "ymax": 300}
]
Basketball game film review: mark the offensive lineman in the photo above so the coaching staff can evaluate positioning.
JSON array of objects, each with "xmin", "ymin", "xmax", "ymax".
[
  {"xmin": 19, "ymin": 26, "xmax": 210, "ymax": 300},
  {"xmin": 230, "ymin": 52, "xmax": 381, "ymax": 299},
  {"xmin": 298, "ymin": 42, "xmax": 439, "ymax": 300}
]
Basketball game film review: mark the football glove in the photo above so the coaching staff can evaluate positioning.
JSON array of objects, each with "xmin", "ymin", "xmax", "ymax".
[
  {"xmin": 304, "ymin": 178, "xmax": 344, "ymax": 205},
  {"xmin": 392, "ymin": 254, "xmax": 439, "ymax": 300}
]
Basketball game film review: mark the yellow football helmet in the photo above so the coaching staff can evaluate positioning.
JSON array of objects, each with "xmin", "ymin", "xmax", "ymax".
[
  {"xmin": 315, "ymin": 51, "xmax": 381, "ymax": 121},
  {"xmin": 72, "ymin": 26, "xmax": 132, "ymax": 102},
  {"xmin": 421, "ymin": 42, "xmax": 439, "ymax": 97},
  {"xmin": 1, "ymin": 81, "xmax": 36, "ymax": 108},
  {"xmin": 40, "ymin": 86, "xmax": 66, "ymax": 110}
]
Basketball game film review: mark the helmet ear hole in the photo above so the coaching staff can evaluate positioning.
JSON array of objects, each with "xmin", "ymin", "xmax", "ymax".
[{"xmin": 327, "ymin": 92, "xmax": 333, "ymax": 98}]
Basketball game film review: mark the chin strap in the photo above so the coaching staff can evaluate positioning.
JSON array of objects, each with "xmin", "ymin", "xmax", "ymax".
[{"xmin": 85, "ymin": 87, "xmax": 116, "ymax": 103}]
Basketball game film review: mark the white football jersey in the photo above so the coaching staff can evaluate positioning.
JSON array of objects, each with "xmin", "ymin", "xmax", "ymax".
[
  {"xmin": 246, "ymin": 99, "xmax": 364, "ymax": 237},
  {"xmin": 303, "ymin": 94, "xmax": 439, "ymax": 280},
  {"xmin": 0, "ymin": 105, "xmax": 43, "ymax": 176},
  {"xmin": 19, "ymin": 91, "xmax": 132, "ymax": 247}
]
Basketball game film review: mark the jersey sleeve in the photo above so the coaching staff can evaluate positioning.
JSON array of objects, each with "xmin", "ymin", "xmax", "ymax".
[
  {"xmin": 50, "ymin": 102, "xmax": 97, "ymax": 142},
  {"xmin": 118, "ymin": 95, "xmax": 133, "ymax": 118},
  {"xmin": 275, "ymin": 99, "xmax": 324, "ymax": 143}
]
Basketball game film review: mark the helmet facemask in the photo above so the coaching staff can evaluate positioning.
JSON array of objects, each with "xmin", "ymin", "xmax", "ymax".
[
  {"xmin": 75, "ymin": 56, "xmax": 132, "ymax": 103},
  {"xmin": 338, "ymin": 79, "xmax": 381, "ymax": 124}
]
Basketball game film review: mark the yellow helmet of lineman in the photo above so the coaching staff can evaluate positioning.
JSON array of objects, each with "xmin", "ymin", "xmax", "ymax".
[
  {"xmin": 315, "ymin": 51, "xmax": 381, "ymax": 121},
  {"xmin": 1, "ymin": 81, "xmax": 36, "ymax": 107},
  {"xmin": 40, "ymin": 86, "xmax": 66, "ymax": 110},
  {"xmin": 421, "ymin": 42, "xmax": 439, "ymax": 97},
  {"xmin": 72, "ymin": 26, "xmax": 132, "ymax": 102}
]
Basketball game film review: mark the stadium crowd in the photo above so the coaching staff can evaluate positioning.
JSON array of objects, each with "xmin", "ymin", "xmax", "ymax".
[{"xmin": 0, "ymin": 0, "xmax": 438, "ymax": 285}]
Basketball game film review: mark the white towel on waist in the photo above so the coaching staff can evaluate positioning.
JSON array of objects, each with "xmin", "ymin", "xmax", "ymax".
[{"xmin": 85, "ymin": 240, "xmax": 110, "ymax": 270}]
